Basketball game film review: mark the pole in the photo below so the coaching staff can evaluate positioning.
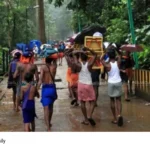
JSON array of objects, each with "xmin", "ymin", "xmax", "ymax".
[
  {"xmin": 77, "ymin": 0, "xmax": 81, "ymax": 32},
  {"xmin": 127, "ymin": 0, "xmax": 138, "ymax": 68}
]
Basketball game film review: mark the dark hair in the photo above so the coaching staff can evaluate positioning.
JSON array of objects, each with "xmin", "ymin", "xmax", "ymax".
[
  {"xmin": 45, "ymin": 57, "xmax": 53, "ymax": 64},
  {"xmin": 24, "ymin": 73, "xmax": 33, "ymax": 83},
  {"xmin": 81, "ymin": 53, "xmax": 88, "ymax": 61},
  {"xmin": 107, "ymin": 46, "xmax": 116, "ymax": 59},
  {"xmin": 14, "ymin": 52, "xmax": 21, "ymax": 59}
]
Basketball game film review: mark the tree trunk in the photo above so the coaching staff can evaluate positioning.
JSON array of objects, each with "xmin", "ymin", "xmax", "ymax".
[{"xmin": 38, "ymin": 0, "xmax": 46, "ymax": 43}]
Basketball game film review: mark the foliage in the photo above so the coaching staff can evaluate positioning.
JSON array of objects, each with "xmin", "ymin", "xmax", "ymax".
[{"xmin": 0, "ymin": 0, "xmax": 38, "ymax": 48}]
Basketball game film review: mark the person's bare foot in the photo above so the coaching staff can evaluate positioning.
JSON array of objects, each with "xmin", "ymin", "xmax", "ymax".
[
  {"xmin": 15, "ymin": 107, "xmax": 20, "ymax": 112},
  {"xmin": 81, "ymin": 120, "xmax": 89, "ymax": 125},
  {"xmin": 47, "ymin": 128, "xmax": 51, "ymax": 132},
  {"xmin": 111, "ymin": 120, "xmax": 117, "ymax": 124}
]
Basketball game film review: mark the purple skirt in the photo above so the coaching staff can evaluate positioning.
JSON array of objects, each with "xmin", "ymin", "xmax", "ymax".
[{"xmin": 22, "ymin": 100, "xmax": 36, "ymax": 123}]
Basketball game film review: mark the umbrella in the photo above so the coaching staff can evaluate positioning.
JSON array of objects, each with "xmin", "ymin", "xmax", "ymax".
[
  {"xmin": 40, "ymin": 44, "xmax": 51, "ymax": 50},
  {"xmin": 74, "ymin": 24, "xmax": 106, "ymax": 44},
  {"xmin": 120, "ymin": 44, "xmax": 143, "ymax": 52},
  {"xmin": 11, "ymin": 49, "xmax": 23, "ymax": 57},
  {"xmin": 68, "ymin": 32, "xmax": 81, "ymax": 44}
]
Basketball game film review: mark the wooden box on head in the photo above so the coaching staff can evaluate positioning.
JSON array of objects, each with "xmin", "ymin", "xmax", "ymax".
[{"xmin": 84, "ymin": 36, "xmax": 104, "ymax": 72}]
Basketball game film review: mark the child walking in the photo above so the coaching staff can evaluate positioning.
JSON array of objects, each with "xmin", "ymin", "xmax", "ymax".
[{"xmin": 21, "ymin": 73, "xmax": 39, "ymax": 132}]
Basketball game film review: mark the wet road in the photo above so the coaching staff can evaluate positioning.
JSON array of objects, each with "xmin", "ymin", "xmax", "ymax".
[{"xmin": 0, "ymin": 59, "xmax": 150, "ymax": 132}]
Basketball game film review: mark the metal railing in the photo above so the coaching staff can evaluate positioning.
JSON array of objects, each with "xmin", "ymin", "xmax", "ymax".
[
  {"xmin": 134, "ymin": 69, "xmax": 150, "ymax": 97},
  {"xmin": 0, "ymin": 48, "xmax": 10, "ymax": 77}
]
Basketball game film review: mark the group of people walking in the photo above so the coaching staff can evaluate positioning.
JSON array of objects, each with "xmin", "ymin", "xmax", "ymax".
[
  {"xmin": 8, "ymin": 52, "xmax": 57, "ymax": 131},
  {"xmin": 65, "ymin": 44, "xmax": 134, "ymax": 127},
  {"xmin": 7, "ymin": 42, "xmax": 134, "ymax": 131}
]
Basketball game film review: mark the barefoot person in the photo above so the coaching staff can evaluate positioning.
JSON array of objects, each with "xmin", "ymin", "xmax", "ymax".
[
  {"xmin": 13, "ymin": 52, "xmax": 39, "ymax": 111},
  {"xmin": 64, "ymin": 49, "xmax": 74, "ymax": 99},
  {"xmin": 21, "ymin": 73, "xmax": 39, "ymax": 132},
  {"xmin": 38, "ymin": 57, "xmax": 57, "ymax": 131},
  {"xmin": 101, "ymin": 46, "xmax": 123, "ymax": 127},
  {"xmin": 7, "ymin": 52, "xmax": 21, "ymax": 110},
  {"xmin": 65, "ymin": 50, "xmax": 79, "ymax": 106},
  {"xmin": 91, "ymin": 68, "xmax": 101, "ymax": 106},
  {"xmin": 73, "ymin": 48, "xmax": 97, "ymax": 126}
]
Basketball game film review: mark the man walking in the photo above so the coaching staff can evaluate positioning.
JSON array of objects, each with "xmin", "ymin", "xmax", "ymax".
[
  {"xmin": 13, "ymin": 52, "xmax": 39, "ymax": 111},
  {"xmin": 38, "ymin": 57, "xmax": 57, "ymax": 131}
]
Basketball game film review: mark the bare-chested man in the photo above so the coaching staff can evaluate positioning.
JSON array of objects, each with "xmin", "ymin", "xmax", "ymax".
[
  {"xmin": 64, "ymin": 49, "xmax": 73, "ymax": 98},
  {"xmin": 13, "ymin": 53, "xmax": 39, "ymax": 112},
  {"xmin": 38, "ymin": 57, "xmax": 57, "ymax": 131},
  {"xmin": 65, "ymin": 49, "xmax": 80, "ymax": 106}
]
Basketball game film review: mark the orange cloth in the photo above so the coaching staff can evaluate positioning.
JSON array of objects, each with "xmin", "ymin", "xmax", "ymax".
[
  {"xmin": 20, "ymin": 55, "xmax": 34, "ymax": 64},
  {"xmin": 66, "ymin": 67, "xmax": 72, "ymax": 83},
  {"xmin": 70, "ymin": 73, "xmax": 79, "ymax": 87}
]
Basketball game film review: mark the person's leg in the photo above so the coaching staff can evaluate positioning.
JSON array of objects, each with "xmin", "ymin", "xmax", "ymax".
[
  {"xmin": 68, "ymin": 82, "xmax": 73, "ymax": 98},
  {"xmin": 12, "ymin": 87, "xmax": 16, "ymax": 110},
  {"xmin": 93, "ymin": 85, "xmax": 99, "ymax": 106},
  {"xmin": 49, "ymin": 104, "xmax": 53, "ymax": 127},
  {"xmin": 71, "ymin": 86, "xmax": 78, "ymax": 105},
  {"xmin": 110, "ymin": 97, "xmax": 117, "ymax": 123},
  {"xmin": 16, "ymin": 83, "xmax": 22, "ymax": 112},
  {"xmin": 129, "ymin": 78, "xmax": 133, "ymax": 94},
  {"xmin": 89, "ymin": 101, "xmax": 96, "ymax": 118},
  {"xmin": 16, "ymin": 96, "xmax": 20, "ymax": 112},
  {"xmin": 116, "ymin": 96, "xmax": 123, "ymax": 126},
  {"xmin": 24, "ymin": 123, "xmax": 30, "ymax": 132},
  {"xmin": 70, "ymin": 86, "xmax": 75, "ymax": 100},
  {"xmin": 123, "ymin": 82, "xmax": 130, "ymax": 101},
  {"xmin": 80, "ymin": 101, "xmax": 88, "ymax": 124},
  {"xmin": 74, "ymin": 87, "xmax": 79, "ymax": 106},
  {"xmin": 44, "ymin": 106, "xmax": 50, "ymax": 131},
  {"xmin": 31, "ymin": 120, "xmax": 35, "ymax": 132},
  {"xmin": 115, "ymin": 97, "xmax": 122, "ymax": 116}
]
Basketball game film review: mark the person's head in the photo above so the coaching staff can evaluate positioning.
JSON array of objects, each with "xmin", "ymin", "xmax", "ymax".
[
  {"xmin": 14, "ymin": 52, "xmax": 21, "ymax": 59},
  {"xmin": 107, "ymin": 46, "xmax": 116, "ymax": 59},
  {"xmin": 80, "ymin": 53, "xmax": 88, "ymax": 62},
  {"xmin": 24, "ymin": 73, "xmax": 33, "ymax": 83},
  {"xmin": 45, "ymin": 57, "xmax": 53, "ymax": 64}
]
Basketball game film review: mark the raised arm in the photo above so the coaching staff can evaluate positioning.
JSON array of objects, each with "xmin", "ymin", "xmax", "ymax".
[
  {"xmin": 100, "ymin": 53, "xmax": 111, "ymax": 71},
  {"xmin": 86, "ymin": 48, "xmax": 97, "ymax": 68}
]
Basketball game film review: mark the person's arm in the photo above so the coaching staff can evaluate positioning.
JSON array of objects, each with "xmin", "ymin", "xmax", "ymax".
[
  {"xmin": 13, "ymin": 63, "xmax": 20, "ymax": 79},
  {"xmin": 34, "ymin": 64, "xmax": 39, "ymax": 86},
  {"xmin": 52, "ymin": 64, "xmax": 57, "ymax": 79},
  {"xmin": 100, "ymin": 53, "xmax": 111, "ymax": 71},
  {"xmin": 37, "ymin": 67, "xmax": 44, "ymax": 90},
  {"xmin": 116, "ymin": 51, "xmax": 121, "ymax": 68},
  {"xmin": 34, "ymin": 86, "xmax": 40, "ymax": 98},
  {"xmin": 86, "ymin": 48, "xmax": 97, "ymax": 68},
  {"xmin": 20, "ymin": 87, "xmax": 24, "ymax": 102}
]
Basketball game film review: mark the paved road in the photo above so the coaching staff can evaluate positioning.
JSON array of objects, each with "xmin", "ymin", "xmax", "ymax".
[{"xmin": 0, "ymin": 59, "xmax": 150, "ymax": 131}]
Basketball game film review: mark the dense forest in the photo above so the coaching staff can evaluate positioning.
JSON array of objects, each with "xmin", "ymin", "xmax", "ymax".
[{"xmin": 0, "ymin": 0, "xmax": 150, "ymax": 69}]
